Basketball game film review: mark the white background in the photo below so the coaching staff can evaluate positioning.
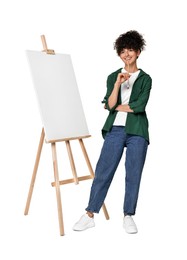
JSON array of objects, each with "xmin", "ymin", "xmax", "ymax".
[{"xmin": 1, "ymin": 0, "xmax": 187, "ymax": 259}]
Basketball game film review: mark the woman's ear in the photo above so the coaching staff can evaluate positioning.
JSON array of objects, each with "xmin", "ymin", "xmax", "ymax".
[{"xmin": 137, "ymin": 50, "xmax": 141, "ymax": 59}]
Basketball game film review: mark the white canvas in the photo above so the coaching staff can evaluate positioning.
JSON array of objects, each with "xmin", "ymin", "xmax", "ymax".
[{"xmin": 26, "ymin": 50, "xmax": 89, "ymax": 142}]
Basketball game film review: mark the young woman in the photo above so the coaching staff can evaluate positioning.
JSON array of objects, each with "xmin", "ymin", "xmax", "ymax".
[{"xmin": 73, "ymin": 30, "xmax": 152, "ymax": 234}]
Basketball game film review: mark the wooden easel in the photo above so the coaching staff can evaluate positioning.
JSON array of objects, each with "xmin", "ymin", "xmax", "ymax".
[{"xmin": 24, "ymin": 35, "xmax": 109, "ymax": 236}]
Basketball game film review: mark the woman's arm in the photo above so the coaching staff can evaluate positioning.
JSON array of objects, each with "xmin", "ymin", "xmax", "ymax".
[
  {"xmin": 108, "ymin": 72, "xmax": 130, "ymax": 109},
  {"xmin": 129, "ymin": 77, "xmax": 152, "ymax": 114},
  {"xmin": 115, "ymin": 104, "xmax": 134, "ymax": 112}
]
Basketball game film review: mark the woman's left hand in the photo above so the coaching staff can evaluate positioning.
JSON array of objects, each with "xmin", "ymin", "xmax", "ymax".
[{"xmin": 115, "ymin": 104, "xmax": 134, "ymax": 112}]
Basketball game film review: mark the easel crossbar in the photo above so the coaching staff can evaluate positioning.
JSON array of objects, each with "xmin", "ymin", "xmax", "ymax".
[{"xmin": 51, "ymin": 175, "xmax": 92, "ymax": 186}]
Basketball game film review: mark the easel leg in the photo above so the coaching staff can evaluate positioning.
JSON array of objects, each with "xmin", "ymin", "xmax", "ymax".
[
  {"xmin": 79, "ymin": 139, "xmax": 110, "ymax": 220},
  {"xmin": 65, "ymin": 140, "xmax": 79, "ymax": 184},
  {"xmin": 51, "ymin": 142, "xmax": 64, "ymax": 236},
  {"xmin": 24, "ymin": 128, "xmax": 45, "ymax": 215}
]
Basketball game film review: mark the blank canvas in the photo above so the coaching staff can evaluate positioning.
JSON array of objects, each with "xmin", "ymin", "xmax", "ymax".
[{"xmin": 26, "ymin": 50, "xmax": 89, "ymax": 142}]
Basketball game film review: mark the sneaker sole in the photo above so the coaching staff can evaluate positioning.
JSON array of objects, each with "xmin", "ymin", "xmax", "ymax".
[{"xmin": 73, "ymin": 223, "xmax": 95, "ymax": 231}]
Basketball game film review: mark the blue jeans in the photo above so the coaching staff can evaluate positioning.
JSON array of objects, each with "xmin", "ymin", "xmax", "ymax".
[{"xmin": 85, "ymin": 126, "xmax": 148, "ymax": 215}]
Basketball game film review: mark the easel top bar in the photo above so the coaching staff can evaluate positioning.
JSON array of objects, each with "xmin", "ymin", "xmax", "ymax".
[
  {"xmin": 45, "ymin": 134, "xmax": 92, "ymax": 144},
  {"xmin": 41, "ymin": 35, "xmax": 55, "ymax": 55}
]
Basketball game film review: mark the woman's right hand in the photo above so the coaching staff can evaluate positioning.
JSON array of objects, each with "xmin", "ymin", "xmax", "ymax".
[{"xmin": 115, "ymin": 72, "xmax": 130, "ymax": 85}]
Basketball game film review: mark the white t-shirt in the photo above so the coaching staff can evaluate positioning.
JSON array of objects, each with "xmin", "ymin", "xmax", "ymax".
[{"xmin": 113, "ymin": 68, "xmax": 140, "ymax": 126}]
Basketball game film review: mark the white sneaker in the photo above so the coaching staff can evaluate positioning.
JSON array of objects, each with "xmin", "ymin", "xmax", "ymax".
[
  {"xmin": 123, "ymin": 215, "xmax": 138, "ymax": 234},
  {"xmin": 73, "ymin": 214, "xmax": 95, "ymax": 231}
]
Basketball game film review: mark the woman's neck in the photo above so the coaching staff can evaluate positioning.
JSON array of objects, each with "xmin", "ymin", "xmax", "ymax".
[{"xmin": 125, "ymin": 64, "xmax": 138, "ymax": 73}]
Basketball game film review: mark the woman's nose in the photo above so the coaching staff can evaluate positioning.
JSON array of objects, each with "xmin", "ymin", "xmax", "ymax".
[{"xmin": 124, "ymin": 50, "xmax": 129, "ymax": 56}]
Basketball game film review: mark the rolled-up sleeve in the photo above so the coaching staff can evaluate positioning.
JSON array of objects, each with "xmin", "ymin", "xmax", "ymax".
[{"xmin": 101, "ymin": 74, "xmax": 119, "ymax": 113}]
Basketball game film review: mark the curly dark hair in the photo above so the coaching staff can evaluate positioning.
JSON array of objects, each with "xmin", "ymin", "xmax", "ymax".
[{"xmin": 114, "ymin": 30, "xmax": 146, "ymax": 55}]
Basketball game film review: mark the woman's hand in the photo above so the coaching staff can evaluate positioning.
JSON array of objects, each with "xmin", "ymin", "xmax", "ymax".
[
  {"xmin": 115, "ymin": 72, "xmax": 130, "ymax": 85},
  {"xmin": 115, "ymin": 104, "xmax": 134, "ymax": 113}
]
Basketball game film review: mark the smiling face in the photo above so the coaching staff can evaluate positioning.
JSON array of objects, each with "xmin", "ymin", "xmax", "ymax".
[{"xmin": 119, "ymin": 48, "xmax": 140, "ymax": 67}]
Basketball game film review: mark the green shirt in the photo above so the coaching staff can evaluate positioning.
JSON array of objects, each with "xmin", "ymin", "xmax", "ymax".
[{"xmin": 101, "ymin": 68, "xmax": 152, "ymax": 143}]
